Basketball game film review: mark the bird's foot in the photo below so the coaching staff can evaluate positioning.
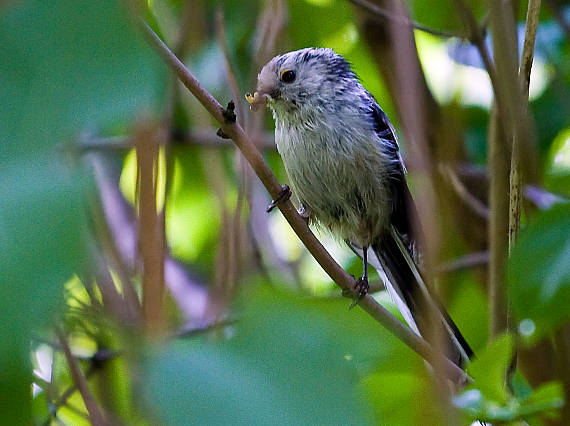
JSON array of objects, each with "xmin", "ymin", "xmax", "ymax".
[
  {"xmin": 354, "ymin": 276, "xmax": 369, "ymax": 298},
  {"xmin": 266, "ymin": 185, "xmax": 291, "ymax": 212},
  {"xmin": 344, "ymin": 276, "xmax": 369, "ymax": 309}
]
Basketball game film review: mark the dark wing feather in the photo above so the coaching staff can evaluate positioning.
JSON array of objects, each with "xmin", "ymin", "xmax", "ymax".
[{"xmin": 368, "ymin": 102, "xmax": 474, "ymax": 367}]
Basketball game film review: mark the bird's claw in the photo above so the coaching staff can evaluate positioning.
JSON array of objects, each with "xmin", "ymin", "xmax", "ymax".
[
  {"xmin": 354, "ymin": 276, "xmax": 369, "ymax": 298},
  {"xmin": 266, "ymin": 185, "xmax": 291, "ymax": 212},
  {"xmin": 346, "ymin": 276, "xmax": 369, "ymax": 309}
]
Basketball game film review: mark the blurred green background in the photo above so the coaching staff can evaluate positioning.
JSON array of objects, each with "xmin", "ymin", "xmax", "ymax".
[{"xmin": 1, "ymin": 0, "xmax": 569, "ymax": 425}]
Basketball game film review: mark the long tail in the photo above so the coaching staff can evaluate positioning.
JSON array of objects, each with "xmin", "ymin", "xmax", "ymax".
[{"xmin": 351, "ymin": 227, "xmax": 473, "ymax": 367}]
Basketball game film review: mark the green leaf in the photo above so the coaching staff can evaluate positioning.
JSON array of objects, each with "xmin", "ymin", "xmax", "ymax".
[
  {"xmin": 518, "ymin": 381, "xmax": 564, "ymax": 418},
  {"xmin": 0, "ymin": 0, "xmax": 166, "ymax": 420},
  {"xmin": 466, "ymin": 334, "xmax": 513, "ymax": 404},
  {"xmin": 363, "ymin": 371, "xmax": 447, "ymax": 426},
  {"xmin": 0, "ymin": 0, "xmax": 164, "ymax": 157},
  {"xmin": 143, "ymin": 286, "xmax": 421, "ymax": 425},
  {"xmin": 0, "ymin": 155, "xmax": 86, "ymax": 424},
  {"xmin": 509, "ymin": 203, "xmax": 570, "ymax": 337}
]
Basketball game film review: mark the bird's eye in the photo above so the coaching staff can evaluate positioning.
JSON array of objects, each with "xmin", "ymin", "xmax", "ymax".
[{"xmin": 280, "ymin": 69, "xmax": 296, "ymax": 83}]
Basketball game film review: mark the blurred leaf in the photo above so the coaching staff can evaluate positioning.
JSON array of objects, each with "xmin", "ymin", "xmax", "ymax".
[
  {"xmin": 545, "ymin": 127, "xmax": 570, "ymax": 197},
  {"xmin": 454, "ymin": 380, "xmax": 564, "ymax": 423},
  {"xmin": 0, "ymin": 0, "xmax": 164, "ymax": 157},
  {"xmin": 466, "ymin": 334, "xmax": 513, "ymax": 404},
  {"xmin": 509, "ymin": 203, "xmax": 570, "ymax": 337},
  {"xmin": 144, "ymin": 286, "xmax": 422, "ymax": 425},
  {"xmin": 448, "ymin": 273, "xmax": 489, "ymax": 352},
  {"xmin": 0, "ymin": 0, "xmax": 165, "ymax": 420},
  {"xmin": 363, "ymin": 371, "xmax": 446, "ymax": 426},
  {"xmin": 456, "ymin": 334, "xmax": 563, "ymax": 423},
  {"xmin": 0, "ymin": 156, "xmax": 86, "ymax": 423},
  {"xmin": 518, "ymin": 381, "xmax": 564, "ymax": 418},
  {"xmin": 411, "ymin": 0, "xmax": 464, "ymax": 35}
]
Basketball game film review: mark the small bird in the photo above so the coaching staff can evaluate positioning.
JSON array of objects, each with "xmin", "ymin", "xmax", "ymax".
[{"xmin": 246, "ymin": 48, "xmax": 472, "ymax": 367}]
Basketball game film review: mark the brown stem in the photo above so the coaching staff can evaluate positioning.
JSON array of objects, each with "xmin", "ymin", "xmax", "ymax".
[
  {"xmin": 510, "ymin": 0, "xmax": 541, "ymax": 252},
  {"xmin": 135, "ymin": 122, "xmax": 165, "ymax": 334},
  {"xmin": 56, "ymin": 328, "xmax": 108, "ymax": 426},
  {"xmin": 140, "ymin": 20, "xmax": 467, "ymax": 383},
  {"xmin": 487, "ymin": 105, "xmax": 510, "ymax": 337}
]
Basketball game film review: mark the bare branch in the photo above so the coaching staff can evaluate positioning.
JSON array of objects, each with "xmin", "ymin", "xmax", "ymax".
[{"xmin": 140, "ymin": 20, "xmax": 467, "ymax": 383}]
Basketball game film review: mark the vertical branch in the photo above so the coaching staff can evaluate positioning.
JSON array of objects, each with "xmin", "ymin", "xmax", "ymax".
[
  {"xmin": 488, "ymin": 0, "xmax": 520, "ymax": 338},
  {"xmin": 487, "ymin": 105, "xmax": 510, "ymax": 337},
  {"xmin": 135, "ymin": 122, "xmax": 165, "ymax": 334},
  {"xmin": 510, "ymin": 0, "xmax": 541, "ymax": 252}
]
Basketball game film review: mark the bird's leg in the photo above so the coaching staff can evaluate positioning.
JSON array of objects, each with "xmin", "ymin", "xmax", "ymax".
[
  {"xmin": 266, "ymin": 185, "xmax": 291, "ymax": 212},
  {"xmin": 354, "ymin": 246, "xmax": 369, "ymax": 298}
]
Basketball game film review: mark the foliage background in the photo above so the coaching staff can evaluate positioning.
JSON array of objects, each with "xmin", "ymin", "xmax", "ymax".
[{"xmin": 1, "ymin": 0, "xmax": 569, "ymax": 425}]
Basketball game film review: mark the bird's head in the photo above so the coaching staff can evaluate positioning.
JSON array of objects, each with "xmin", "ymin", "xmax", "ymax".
[{"xmin": 246, "ymin": 48, "xmax": 358, "ymax": 117}]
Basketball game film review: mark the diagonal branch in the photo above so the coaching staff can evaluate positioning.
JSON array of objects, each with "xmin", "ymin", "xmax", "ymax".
[{"xmin": 140, "ymin": 20, "xmax": 467, "ymax": 383}]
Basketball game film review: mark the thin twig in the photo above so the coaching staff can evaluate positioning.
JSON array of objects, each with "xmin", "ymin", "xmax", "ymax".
[
  {"xmin": 56, "ymin": 328, "xmax": 107, "ymax": 426},
  {"xmin": 436, "ymin": 251, "xmax": 489, "ymax": 274},
  {"xmin": 348, "ymin": 0, "xmax": 466, "ymax": 39},
  {"xmin": 440, "ymin": 165, "xmax": 489, "ymax": 220},
  {"xmin": 140, "ymin": 20, "xmax": 467, "ymax": 383}
]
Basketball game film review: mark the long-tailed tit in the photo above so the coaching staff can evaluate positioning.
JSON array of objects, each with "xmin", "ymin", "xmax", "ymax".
[{"xmin": 247, "ymin": 48, "xmax": 473, "ymax": 367}]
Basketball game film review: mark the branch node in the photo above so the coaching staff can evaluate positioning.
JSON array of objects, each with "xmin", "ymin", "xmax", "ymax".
[
  {"xmin": 216, "ymin": 128, "xmax": 230, "ymax": 139},
  {"xmin": 266, "ymin": 184, "xmax": 291, "ymax": 213},
  {"xmin": 222, "ymin": 100, "xmax": 237, "ymax": 123}
]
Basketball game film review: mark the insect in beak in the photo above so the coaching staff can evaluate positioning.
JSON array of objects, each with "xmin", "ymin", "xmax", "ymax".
[{"xmin": 245, "ymin": 91, "xmax": 269, "ymax": 111}]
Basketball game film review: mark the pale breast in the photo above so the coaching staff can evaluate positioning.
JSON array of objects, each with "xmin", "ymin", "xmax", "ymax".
[{"xmin": 274, "ymin": 120, "xmax": 392, "ymax": 244}]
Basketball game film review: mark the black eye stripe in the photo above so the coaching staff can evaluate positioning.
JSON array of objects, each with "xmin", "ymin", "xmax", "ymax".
[{"xmin": 280, "ymin": 69, "xmax": 296, "ymax": 83}]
